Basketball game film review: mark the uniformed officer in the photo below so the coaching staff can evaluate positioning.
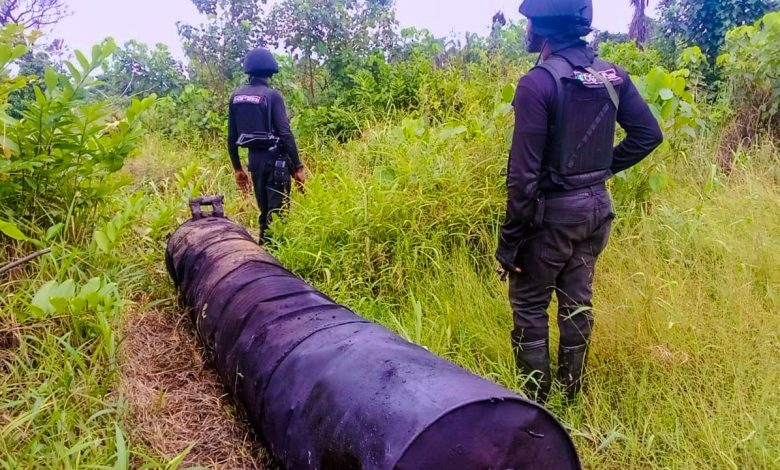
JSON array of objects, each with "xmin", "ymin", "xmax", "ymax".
[
  {"xmin": 228, "ymin": 48, "xmax": 306, "ymax": 242},
  {"xmin": 497, "ymin": 0, "xmax": 664, "ymax": 402}
]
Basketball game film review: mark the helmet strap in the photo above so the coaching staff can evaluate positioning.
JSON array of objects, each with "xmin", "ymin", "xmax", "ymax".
[{"xmin": 534, "ymin": 39, "xmax": 548, "ymax": 66}]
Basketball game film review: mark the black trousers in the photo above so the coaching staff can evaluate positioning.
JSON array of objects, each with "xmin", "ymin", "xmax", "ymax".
[
  {"xmin": 509, "ymin": 186, "xmax": 614, "ymax": 349},
  {"xmin": 250, "ymin": 155, "xmax": 291, "ymax": 240}
]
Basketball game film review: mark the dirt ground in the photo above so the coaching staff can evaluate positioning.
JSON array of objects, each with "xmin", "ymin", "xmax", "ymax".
[{"xmin": 120, "ymin": 304, "xmax": 267, "ymax": 469}]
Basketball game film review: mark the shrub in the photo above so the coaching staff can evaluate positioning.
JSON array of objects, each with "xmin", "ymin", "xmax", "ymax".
[
  {"xmin": 598, "ymin": 40, "xmax": 666, "ymax": 76},
  {"xmin": 718, "ymin": 11, "xmax": 780, "ymax": 131},
  {"xmin": 0, "ymin": 26, "xmax": 154, "ymax": 237},
  {"xmin": 145, "ymin": 84, "xmax": 226, "ymax": 144}
]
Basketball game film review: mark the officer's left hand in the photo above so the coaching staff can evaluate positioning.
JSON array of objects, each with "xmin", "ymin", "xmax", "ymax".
[{"xmin": 497, "ymin": 263, "xmax": 521, "ymax": 282}]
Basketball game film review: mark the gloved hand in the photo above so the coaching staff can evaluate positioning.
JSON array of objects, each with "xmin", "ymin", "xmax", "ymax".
[
  {"xmin": 496, "ymin": 247, "xmax": 522, "ymax": 282},
  {"xmin": 235, "ymin": 169, "xmax": 251, "ymax": 193},
  {"xmin": 497, "ymin": 262, "xmax": 522, "ymax": 282}
]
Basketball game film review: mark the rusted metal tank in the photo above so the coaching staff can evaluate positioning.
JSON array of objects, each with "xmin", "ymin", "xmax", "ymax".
[{"xmin": 166, "ymin": 196, "xmax": 581, "ymax": 470}]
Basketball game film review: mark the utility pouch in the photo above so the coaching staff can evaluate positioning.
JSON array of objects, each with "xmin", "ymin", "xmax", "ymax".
[
  {"xmin": 532, "ymin": 193, "xmax": 546, "ymax": 229},
  {"xmin": 272, "ymin": 157, "xmax": 290, "ymax": 187}
]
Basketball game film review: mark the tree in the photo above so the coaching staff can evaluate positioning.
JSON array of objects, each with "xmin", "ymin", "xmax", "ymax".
[
  {"xmin": 629, "ymin": 0, "xmax": 651, "ymax": 46},
  {"xmin": 0, "ymin": 0, "xmax": 68, "ymax": 29},
  {"xmin": 264, "ymin": 0, "xmax": 397, "ymax": 98},
  {"xmin": 100, "ymin": 40, "xmax": 186, "ymax": 98},
  {"xmin": 177, "ymin": 0, "xmax": 268, "ymax": 95},
  {"xmin": 658, "ymin": 0, "xmax": 779, "ymax": 62}
]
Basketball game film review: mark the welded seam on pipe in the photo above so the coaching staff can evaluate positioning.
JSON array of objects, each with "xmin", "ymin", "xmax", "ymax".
[
  {"xmin": 188, "ymin": 261, "xmax": 289, "ymax": 309},
  {"xmin": 258, "ymin": 320, "xmax": 374, "ymax": 409},
  {"xmin": 225, "ymin": 303, "xmax": 351, "ymax": 359}
]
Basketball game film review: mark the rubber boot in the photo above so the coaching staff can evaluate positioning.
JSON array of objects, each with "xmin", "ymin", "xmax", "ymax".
[
  {"xmin": 512, "ymin": 337, "xmax": 552, "ymax": 403},
  {"xmin": 558, "ymin": 343, "xmax": 589, "ymax": 400}
]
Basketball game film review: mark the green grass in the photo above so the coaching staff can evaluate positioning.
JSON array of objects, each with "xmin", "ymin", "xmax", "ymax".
[{"xmin": 2, "ymin": 118, "xmax": 778, "ymax": 469}]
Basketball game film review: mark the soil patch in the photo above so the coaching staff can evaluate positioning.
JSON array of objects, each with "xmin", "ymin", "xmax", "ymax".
[{"xmin": 120, "ymin": 305, "xmax": 265, "ymax": 469}]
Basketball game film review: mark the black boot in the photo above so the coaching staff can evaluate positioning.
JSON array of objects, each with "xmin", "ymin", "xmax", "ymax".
[
  {"xmin": 512, "ymin": 337, "xmax": 552, "ymax": 403},
  {"xmin": 558, "ymin": 343, "xmax": 589, "ymax": 400}
]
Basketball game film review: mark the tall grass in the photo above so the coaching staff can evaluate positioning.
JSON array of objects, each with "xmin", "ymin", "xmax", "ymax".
[
  {"xmin": 270, "ymin": 120, "xmax": 779, "ymax": 468},
  {"xmin": 2, "ymin": 120, "xmax": 778, "ymax": 468}
]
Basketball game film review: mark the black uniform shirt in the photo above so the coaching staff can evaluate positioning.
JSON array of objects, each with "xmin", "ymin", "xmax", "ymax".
[
  {"xmin": 228, "ymin": 77, "xmax": 302, "ymax": 172},
  {"xmin": 499, "ymin": 43, "xmax": 664, "ymax": 261}
]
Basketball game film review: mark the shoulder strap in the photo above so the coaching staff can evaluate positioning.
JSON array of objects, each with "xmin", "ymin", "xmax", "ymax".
[
  {"xmin": 266, "ymin": 94, "xmax": 273, "ymax": 132},
  {"xmin": 584, "ymin": 63, "xmax": 620, "ymax": 109},
  {"xmin": 536, "ymin": 56, "xmax": 574, "ymax": 134}
]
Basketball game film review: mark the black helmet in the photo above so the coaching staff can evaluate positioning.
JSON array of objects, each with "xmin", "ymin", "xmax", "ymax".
[
  {"xmin": 243, "ymin": 48, "xmax": 280, "ymax": 76},
  {"xmin": 519, "ymin": 0, "xmax": 593, "ymax": 38}
]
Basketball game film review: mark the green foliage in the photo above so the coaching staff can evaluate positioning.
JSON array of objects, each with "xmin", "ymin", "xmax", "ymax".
[
  {"xmin": 658, "ymin": 0, "xmax": 779, "ymax": 62},
  {"xmin": 598, "ymin": 40, "xmax": 665, "ymax": 76},
  {"xmin": 146, "ymin": 84, "xmax": 226, "ymax": 143},
  {"xmin": 636, "ymin": 66, "xmax": 702, "ymax": 140},
  {"xmin": 718, "ymin": 11, "xmax": 780, "ymax": 127},
  {"xmin": 100, "ymin": 40, "xmax": 186, "ymax": 98},
  {"xmin": 0, "ymin": 36, "xmax": 155, "ymax": 231},
  {"xmin": 178, "ymin": 0, "xmax": 267, "ymax": 95},
  {"xmin": 266, "ymin": 0, "xmax": 398, "ymax": 98},
  {"xmin": 614, "ymin": 65, "xmax": 701, "ymax": 215}
]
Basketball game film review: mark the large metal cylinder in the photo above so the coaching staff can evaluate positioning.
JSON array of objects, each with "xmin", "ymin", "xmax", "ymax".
[{"xmin": 166, "ymin": 209, "xmax": 581, "ymax": 470}]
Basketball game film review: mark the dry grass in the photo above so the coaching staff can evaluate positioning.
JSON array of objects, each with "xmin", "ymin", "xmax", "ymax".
[{"xmin": 120, "ymin": 303, "xmax": 264, "ymax": 469}]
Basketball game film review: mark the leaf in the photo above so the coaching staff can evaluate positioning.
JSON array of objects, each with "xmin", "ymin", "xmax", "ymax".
[
  {"xmin": 75, "ymin": 50, "xmax": 90, "ymax": 73},
  {"xmin": 44, "ymin": 67, "xmax": 59, "ymax": 91},
  {"xmin": 65, "ymin": 61, "xmax": 82, "ymax": 82},
  {"xmin": 501, "ymin": 83, "xmax": 515, "ymax": 104},
  {"xmin": 114, "ymin": 423, "xmax": 129, "ymax": 470},
  {"xmin": 0, "ymin": 219, "xmax": 26, "ymax": 240},
  {"xmin": 30, "ymin": 281, "xmax": 59, "ymax": 315},
  {"xmin": 49, "ymin": 296, "xmax": 71, "ymax": 313},
  {"xmin": 94, "ymin": 230, "xmax": 110, "ymax": 253},
  {"xmin": 105, "ymin": 221, "xmax": 117, "ymax": 243},
  {"xmin": 45, "ymin": 223, "xmax": 65, "ymax": 241},
  {"xmin": 649, "ymin": 171, "xmax": 667, "ymax": 193},
  {"xmin": 436, "ymin": 124, "xmax": 467, "ymax": 141},
  {"xmin": 659, "ymin": 88, "xmax": 675, "ymax": 100}
]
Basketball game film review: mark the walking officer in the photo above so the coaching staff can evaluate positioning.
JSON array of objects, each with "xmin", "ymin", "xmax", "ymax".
[
  {"xmin": 228, "ymin": 47, "xmax": 306, "ymax": 242},
  {"xmin": 497, "ymin": 0, "xmax": 664, "ymax": 402}
]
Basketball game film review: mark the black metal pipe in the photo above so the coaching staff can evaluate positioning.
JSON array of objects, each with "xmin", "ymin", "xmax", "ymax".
[{"xmin": 166, "ymin": 207, "xmax": 581, "ymax": 470}]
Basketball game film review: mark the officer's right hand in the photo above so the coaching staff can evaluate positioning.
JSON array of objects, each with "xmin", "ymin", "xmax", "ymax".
[{"xmin": 235, "ymin": 170, "xmax": 251, "ymax": 193}]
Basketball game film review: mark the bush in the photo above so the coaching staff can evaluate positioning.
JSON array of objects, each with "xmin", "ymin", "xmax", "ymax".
[
  {"xmin": 0, "ymin": 26, "xmax": 154, "ymax": 237},
  {"xmin": 718, "ymin": 11, "xmax": 780, "ymax": 132},
  {"xmin": 145, "ymin": 84, "xmax": 226, "ymax": 144},
  {"xmin": 598, "ymin": 40, "xmax": 666, "ymax": 76}
]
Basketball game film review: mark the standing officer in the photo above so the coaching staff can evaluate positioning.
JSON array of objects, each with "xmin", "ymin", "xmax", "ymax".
[
  {"xmin": 496, "ymin": 0, "xmax": 664, "ymax": 402},
  {"xmin": 228, "ymin": 47, "xmax": 306, "ymax": 242}
]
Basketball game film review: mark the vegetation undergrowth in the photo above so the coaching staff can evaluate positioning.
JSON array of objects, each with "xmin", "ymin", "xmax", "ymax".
[{"xmin": 2, "ymin": 5, "xmax": 780, "ymax": 469}]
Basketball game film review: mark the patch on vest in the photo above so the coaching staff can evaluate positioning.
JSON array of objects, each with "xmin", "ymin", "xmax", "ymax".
[
  {"xmin": 233, "ymin": 95, "xmax": 264, "ymax": 105},
  {"xmin": 573, "ymin": 68, "xmax": 622, "ymax": 88}
]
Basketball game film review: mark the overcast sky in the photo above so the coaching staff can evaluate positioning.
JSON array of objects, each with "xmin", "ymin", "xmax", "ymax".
[{"xmin": 51, "ymin": 0, "xmax": 660, "ymax": 58}]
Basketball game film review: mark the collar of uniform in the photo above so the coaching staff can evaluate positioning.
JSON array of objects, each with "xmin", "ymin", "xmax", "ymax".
[
  {"xmin": 249, "ymin": 76, "xmax": 270, "ymax": 86},
  {"xmin": 549, "ymin": 42, "xmax": 595, "ymax": 68}
]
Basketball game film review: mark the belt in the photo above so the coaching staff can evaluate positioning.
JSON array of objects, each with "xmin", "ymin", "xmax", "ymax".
[{"xmin": 544, "ymin": 182, "xmax": 607, "ymax": 200}]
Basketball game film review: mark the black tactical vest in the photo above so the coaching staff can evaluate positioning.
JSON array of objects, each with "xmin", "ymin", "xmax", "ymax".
[
  {"xmin": 537, "ymin": 55, "xmax": 623, "ymax": 189},
  {"xmin": 232, "ymin": 87, "xmax": 279, "ymax": 151}
]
